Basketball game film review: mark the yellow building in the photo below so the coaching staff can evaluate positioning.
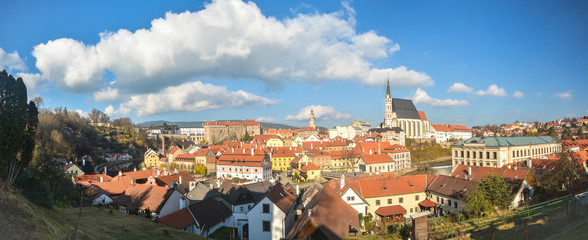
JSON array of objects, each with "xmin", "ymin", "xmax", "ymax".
[
  {"xmin": 296, "ymin": 162, "xmax": 321, "ymax": 181},
  {"xmin": 64, "ymin": 163, "xmax": 84, "ymax": 176},
  {"xmin": 266, "ymin": 137, "xmax": 285, "ymax": 147},
  {"xmin": 144, "ymin": 148, "xmax": 160, "ymax": 168},
  {"xmin": 271, "ymin": 147, "xmax": 297, "ymax": 171}
]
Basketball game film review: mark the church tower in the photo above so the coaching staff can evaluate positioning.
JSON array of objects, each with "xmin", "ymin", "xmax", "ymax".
[
  {"xmin": 384, "ymin": 79, "xmax": 393, "ymax": 127},
  {"xmin": 309, "ymin": 108, "xmax": 316, "ymax": 129}
]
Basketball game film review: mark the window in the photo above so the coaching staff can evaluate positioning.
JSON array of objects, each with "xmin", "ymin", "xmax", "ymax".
[
  {"xmin": 399, "ymin": 198, "xmax": 403, "ymax": 204},
  {"xmin": 376, "ymin": 200, "xmax": 380, "ymax": 206},
  {"xmin": 240, "ymin": 206, "xmax": 243, "ymax": 212},
  {"xmin": 262, "ymin": 204, "xmax": 270, "ymax": 213},
  {"xmin": 448, "ymin": 200, "xmax": 452, "ymax": 206},
  {"xmin": 436, "ymin": 196, "xmax": 439, "ymax": 202},
  {"xmin": 351, "ymin": 196, "xmax": 355, "ymax": 201},
  {"xmin": 410, "ymin": 208, "xmax": 413, "ymax": 213},
  {"xmin": 388, "ymin": 199, "xmax": 392, "ymax": 204},
  {"xmin": 263, "ymin": 221, "xmax": 270, "ymax": 232},
  {"xmin": 441, "ymin": 198, "xmax": 444, "ymax": 204},
  {"xmin": 415, "ymin": 195, "xmax": 419, "ymax": 201},
  {"xmin": 454, "ymin": 202, "xmax": 458, "ymax": 208},
  {"xmin": 493, "ymin": 152, "xmax": 497, "ymax": 159}
]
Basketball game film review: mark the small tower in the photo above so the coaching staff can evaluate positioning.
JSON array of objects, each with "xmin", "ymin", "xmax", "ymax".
[
  {"xmin": 384, "ymin": 78, "xmax": 393, "ymax": 127},
  {"xmin": 309, "ymin": 108, "xmax": 316, "ymax": 129}
]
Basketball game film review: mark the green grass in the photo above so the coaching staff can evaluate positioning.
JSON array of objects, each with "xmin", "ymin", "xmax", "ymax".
[{"xmin": 0, "ymin": 192, "xmax": 206, "ymax": 240}]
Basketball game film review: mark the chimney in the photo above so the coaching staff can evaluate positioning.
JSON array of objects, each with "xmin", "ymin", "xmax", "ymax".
[
  {"xmin": 179, "ymin": 176, "xmax": 182, "ymax": 184},
  {"xmin": 369, "ymin": 149, "xmax": 372, "ymax": 155},
  {"xmin": 134, "ymin": 167, "xmax": 136, "ymax": 172},
  {"xmin": 175, "ymin": 168, "xmax": 178, "ymax": 173},
  {"xmin": 156, "ymin": 169, "xmax": 161, "ymax": 177},
  {"xmin": 378, "ymin": 142, "xmax": 381, "ymax": 154},
  {"xmin": 508, "ymin": 165, "xmax": 512, "ymax": 169},
  {"xmin": 104, "ymin": 167, "xmax": 107, "ymax": 175},
  {"xmin": 468, "ymin": 167, "xmax": 472, "ymax": 176},
  {"xmin": 514, "ymin": 165, "xmax": 518, "ymax": 171},
  {"xmin": 131, "ymin": 178, "xmax": 136, "ymax": 185},
  {"xmin": 143, "ymin": 167, "xmax": 146, "ymax": 170},
  {"xmin": 527, "ymin": 159, "xmax": 532, "ymax": 168},
  {"xmin": 83, "ymin": 159, "xmax": 86, "ymax": 166},
  {"xmin": 119, "ymin": 170, "xmax": 122, "ymax": 176},
  {"xmin": 296, "ymin": 185, "xmax": 300, "ymax": 195},
  {"xmin": 251, "ymin": 148, "xmax": 254, "ymax": 156},
  {"xmin": 100, "ymin": 176, "xmax": 103, "ymax": 182},
  {"xmin": 311, "ymin": 143, "xmax": 313, "ymax": 149},
  {"xmin": 340, "ymin": 174, "xmax": 346, "ymax": 189}
]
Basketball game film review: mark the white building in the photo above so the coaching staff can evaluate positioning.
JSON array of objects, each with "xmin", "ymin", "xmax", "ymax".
[
  {"xmin": 216, "ymin": 149, "xmax": 273, "ymax": 180},
  {"xmin": 431, "ymin": 124, "xmax": 473, "ymax": 143},
  {"xmin": 247, "ymin": 184, "xmax": 297, "ymax": 240}
]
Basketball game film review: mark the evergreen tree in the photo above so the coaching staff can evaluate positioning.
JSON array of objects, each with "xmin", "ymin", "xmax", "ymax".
[{"xmin": 0, "ymin": 70, "xmax": 39, "ymax": 185}]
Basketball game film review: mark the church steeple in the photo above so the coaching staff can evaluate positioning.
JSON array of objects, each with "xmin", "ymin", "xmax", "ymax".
[
  {"xmin": 385, "ymin": 78, "xmax": 391, "ymax": 98},
  {"xmin": 309, "ymin": 108, "xmax": 316, "ymax": 129},
  {"xmin": 384, "ymin": 78, "xmax": 393, "ymax": 127}
]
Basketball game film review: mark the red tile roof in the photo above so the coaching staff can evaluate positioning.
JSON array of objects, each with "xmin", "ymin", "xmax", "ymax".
[
  {"xmin": 74, "ymin": 174, "xmax": 112, "ymax": 187},
  {"xmin": 335, "ymin": 173, "xmax": 429, "ymax": 198},
  {"xmin": 360, "ymin": 154, "xmax": 394, "ymax": 164},
  {"xmin": 155, "ymin": 172, "xmax": 196, "ymax": 186},
  {"xmin": 418, "ymin": 199, "xmax": 436, "ymax": 208},
  {"xmin": 265, "ymin": 183, "xmax": 296, "ymax": 213},
  {"xmin": 116, "ymin": 184, "xmax": 173, "ymax": 212},
  {"xmin": 418, "ymin": 111, "xmax": 428, "ymax": 121},
  {"xmin": 375, "ymin": 205, "xmax": 406, "ymax": 216},
  {"xmin": 300, "ymin": 162, "xmax": 320, "ymax": 171},
  {"xmin": 156, "ymin": 208, "xmax": 193, "ymax": 229}
]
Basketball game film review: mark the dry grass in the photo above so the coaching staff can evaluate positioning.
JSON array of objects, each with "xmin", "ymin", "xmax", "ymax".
[{"xmin": 0, "ymin": 192, "xmax": 205, "ymax": 240}]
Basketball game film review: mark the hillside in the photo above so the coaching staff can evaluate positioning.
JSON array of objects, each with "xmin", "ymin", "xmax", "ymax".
[
  {"xmin": 138, "ymin": 120, "xmax": 300, "ymax": 130},
  {"xmin": 0, "ymin": 192, "xmax": 204, "ymax": 240}
]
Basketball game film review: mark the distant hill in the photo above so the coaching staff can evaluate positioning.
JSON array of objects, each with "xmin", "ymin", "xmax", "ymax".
[{"xmin": 138, "ymin": 120, "xmax": 300, "ymax": 130}]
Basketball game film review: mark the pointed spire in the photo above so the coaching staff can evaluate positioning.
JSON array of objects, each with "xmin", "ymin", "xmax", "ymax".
[{"xmin": 385, "ymin": 75, "xmax": 391, "ymax": 98}]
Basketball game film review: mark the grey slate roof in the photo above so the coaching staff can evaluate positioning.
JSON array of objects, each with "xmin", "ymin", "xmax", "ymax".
[
  {"xmin": 392, "ymin": 98, "xmax": 421, "ymax": 119},
  {"xmin": 452, "ymin": 136, "xmax": 559, "ymax": 147},
  {"xmin": 188, "ymin": 198, "xmax": 232, "ymax": 232},
  {"xmin": 368, "ymin": 127, "xmax": 404, "ymax": 133},
  {"xmin": 186, "ymin": 182, "xmax": 221, "ymax": 202}
]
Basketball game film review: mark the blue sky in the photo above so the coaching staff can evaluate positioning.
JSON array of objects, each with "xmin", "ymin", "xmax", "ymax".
[{"xmin": 1, "ymin": 0, "xmax": 586, "ymax": 128}]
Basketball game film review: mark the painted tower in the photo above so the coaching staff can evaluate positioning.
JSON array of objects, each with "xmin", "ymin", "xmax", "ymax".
[
  {"xmin": 384, "ymin": 79, "xmax": 393, "ymax": 127},
  {"xmin": 309, "ymin": 108, "xmax": 316, "ymax": 129}
]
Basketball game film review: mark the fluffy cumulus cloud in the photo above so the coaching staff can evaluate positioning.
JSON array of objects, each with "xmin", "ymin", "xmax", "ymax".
[
  {"xmin": 412, "ymin": 88, "xmax": 469, "ymax": 107},
  {"xmin": 93, "ymin": 87, "xmax": 121, "ymax": 103},
  {"xmin": 474, "ymin": 84, "xmax": 507, "ymax": 97},
  {"xmin": 255, "ymin": 117, "xmax": 276, "ymax": 122},
  {"xmin": 286, "ymin": 105, "xmax": 351, "ymax": 121},
  {"xmin": 447, "ymin": 82, "xmax": 473, "ymax": 93},
  {"xmin": 106, "ymin": 81, "xmax": 278, "ymax": 117},
  {"xmin": 0, "ymin": 47, "xmax": 27, "ymax": 72},
  {"xmin": 554, "ymin": 90, "xmax": 572, "ymax": 101},
  {"xmin": 513, "ymin": 91, "xmax": 524, "ymax": 99},
  {"xmin": 32, "ymin": 0, "xmax": 432, "ymax": 95},
  {"xmin": 15, "ymin": 72, "xmax": 44, "ymax": 96}
]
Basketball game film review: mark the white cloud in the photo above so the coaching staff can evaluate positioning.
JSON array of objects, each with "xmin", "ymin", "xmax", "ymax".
[
  {"xmin": 286, "ymin": 105, "xmax": 351, "ymax": 121},
  {"xmin": 412, "ymin": 88, "xmax": 469, "ymax": 107},
  {"xmin": 105, "ymin": 104, "xmax": 131, "ymax": 117},
  {"xmin": 513, "ymin": 91, "xmax": 524, "ymax": 99},
  {"xmin": 115, "ymin": 81, "xmax": 278, "ymax": 117},
  {"xmin": 554, "ymin": 90, "xmax": 572, "ymax": 101},
  {"xmin": 0, "ymin": 47, "xmax": 27, "ymax": 72},
  {"xmin": 447, "ymin": 83, "xmax": 473, "ymax": 93},
  {"xmin": 94, "ymin": 87, "xmax": 121, "ymax": 103},
  {"xmin": 474, "ymin": 84, "xmax": 507, "ymax": 97},
  {"xmin": 255, "ymin": 117, "xmax": 276, "ymax": 122},
  {"xmin": 74, "ymin": 109, "xmax": 88, "ymax": 118},
  {"xmin": 15, "ymin": 73, "xmax": 44, "ymax": 96},
  {"xmin": 32, "ymin": 0, "xmax": 432, "ymax": 94}
]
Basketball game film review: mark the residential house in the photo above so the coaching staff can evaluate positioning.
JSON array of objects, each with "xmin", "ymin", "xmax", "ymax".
[
  {"xmin": 64, "ymin": 162, "xmax": 84, "ymax": 176},
  {"xmin": 247, "ymin": 183, "xmax": 297, "ymax": 240},
  {"xmin": 157, "ymin": 198, "xmax": 233, "ymax": 237},
  {"xmin": 144, "ymin": 148, "xmax": 160, "ymax": 168},
  {"xmin": 295, "ymin": 162, "xmax": 321, "ymax": 181},
  {"xmin": 116, "ymin": 184, "xmax": 186, "ymax": 218},
  {"xmin": 216, "ymin": 148, "xmax": 272, "ymax": 180}
]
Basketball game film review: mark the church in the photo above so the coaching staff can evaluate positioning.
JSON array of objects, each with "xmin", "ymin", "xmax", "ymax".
[{"xmin": 383, "ymin": 80, "xmax": 432, "ymax": 139}]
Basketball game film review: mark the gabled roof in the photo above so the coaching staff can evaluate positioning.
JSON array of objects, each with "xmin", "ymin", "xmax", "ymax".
[
  {"xmin": 450, "ymin": 164, "xmax": 530, "ymax": 181},
  {"xmin": 262, "ymin": 183, "xmax": 296, "ymax": 214},
  {"xmin": 360, "ymin": 154, "xmax": 394, "ymax": 165},
  {"xmin": 300, "ymin": 162, "xmax": 320, "ymax": 171},
  {"xmin": 74, "ymin": 174, "xmax": 112, "ymax": 187},
  {"xmin": 116, "ymin": 184, "xmax": 174, "ymax": 212},
  {"xmin": 375, "ymin": 205, "xmax": 406, "ymax": 216},
  {"xmin": 426, "ymin": 175, "xmax": 475, "ymax": 200},
  {"xmin": 188, "ymin": 198, "xmax": 232, "ymax": 231},
  {"xmin": 155, "ymin": 172, "xmax": 196, "ymax": 187},
  {"xmin": 418, "ymin": 111, "xmax": 428, "ymax": 121},
  {"xmin": 331, "ymin": 173, "xmax": 429, "ymax": 198},
  {"xmin": 156, "ymin": 208, "xmax": 194, "ymax": 229},
  {"xmin": 286, "ymin": 187, "xmax": 359, "ymax": 240},
  {"xmin": 187, "ymin": 182, "xmax": 221, "ymax": 201}
]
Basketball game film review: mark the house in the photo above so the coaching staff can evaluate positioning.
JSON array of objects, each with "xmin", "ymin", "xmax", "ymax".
[
  {"xmin": 144, "ymin": 148, "xmax": 160, "ymax": 168},
  {"xmin": 271, "ymin": 147, "xmax": 297, "ymax": 171},
  {"xmin": 216, "ymin": 148, "xmax": 272, "ymax": 180},
  {"xmin": 247, "ymin": 183, "xmax": 297, "ymax": 240},
  {"xmin": 157, "ymin": 198, "xmax": 233, "ymax": 237},
  {"xmin": 286, "ymin": 186, "xmax": 360, "ymax": 240},
  {"xmin": 194, "ymin": 148, "xmax": 215, "ymax": 167},
  {"xmin": 295, "ymin": 162, "xmax": 321, "ymax": 181},
  {"xmin": 186, "ymin": 182, "xmax": 221, "ymax": 203},
  {"xmin": 64, "ymin": 162, "xmax": 84, "ymax": 176},
  {"xmin": 85, "ymin": 187, "xmax": 114, "ymax": 206},
  {"xmin": 116, "ymin": 184, "xmax": 186, "ymax": 218},
  {"xmin": 356, "ymin": 153, "xmax": 396, "ymax": 174},
  {"xmin": 449, "ymin": 164, "xmax": 535, "ymax": 208},
  {"xmin": 425, "ymin": 175, "xmax": 475, "ymax": 215},
  {"xmin": 330, "ymin": 173, "xmax": 433, "ymax": 219}
]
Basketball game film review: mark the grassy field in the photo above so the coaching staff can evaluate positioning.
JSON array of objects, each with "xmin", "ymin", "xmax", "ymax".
[{"xmin": 0, "ymin": 192, "xmax": 205, "ymax": 240}]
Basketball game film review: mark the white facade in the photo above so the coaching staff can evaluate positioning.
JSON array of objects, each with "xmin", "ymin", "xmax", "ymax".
[
  {"xmin": 247, "ymin": 197, "xmax": 296, "ymax": 240},
  {"xmin": 341, "ymin": 188, "xmax": 368, "ymax": 216},
  {"xmin": 92, "ymin": 194, "xmax": 113, "ymax": 206},
  {"xmin": 158, "ymin": 190, "xmax": 188, "ymax": 218},
  {"xmin": 180, "ymin": 127, "xmax": 204, "ymax": 136}
]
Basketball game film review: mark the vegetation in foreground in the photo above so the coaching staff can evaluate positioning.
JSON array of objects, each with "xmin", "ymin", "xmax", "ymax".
[{"xmin": 0, "ymin": 191, "xmax": 204, "ymax": 240}]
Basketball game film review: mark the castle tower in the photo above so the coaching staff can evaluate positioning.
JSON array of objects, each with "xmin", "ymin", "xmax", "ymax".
[
  {"xmin": 309, "ymin": 108, "xmax": 316, "ymax": 129},
  {"xmin": 384, "ymin": 79, "xmax": 393, "ymax": 127}
]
